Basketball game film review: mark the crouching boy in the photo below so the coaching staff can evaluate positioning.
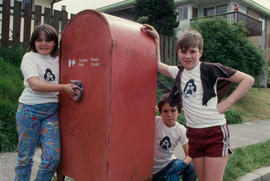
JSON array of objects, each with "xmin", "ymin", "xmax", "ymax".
[{"xmin": 152, "ymin": 93, "xmax": 197, "ymax": 181}]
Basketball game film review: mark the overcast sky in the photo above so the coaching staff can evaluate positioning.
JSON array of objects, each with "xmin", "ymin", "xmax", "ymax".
[
  {"xmin": 54, "ymin": 0, "xmax": 270, "ymax": 15},
  {"xmin": 54, "ymin": 0, "xmax": 125, "ymax": 15}
]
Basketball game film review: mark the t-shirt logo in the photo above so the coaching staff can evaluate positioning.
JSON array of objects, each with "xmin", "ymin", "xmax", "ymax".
[
  {"xmin": 183, "ymin": 79, "xmax": 196, "ymax": 97},
  {"xmin": 44, "ymin": 68, "xmax": 55, "ymax": 82},
  {"xmin": 159, "ymin": 136, "xmax": 171, "ymax": 151}
]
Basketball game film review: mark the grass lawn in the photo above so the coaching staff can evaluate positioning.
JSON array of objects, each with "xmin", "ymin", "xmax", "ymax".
[
  {"xmin": 224, "ymin": 140, "xmax": 270, "ymax": 181},
  {"xmin": 231, "ymin": 88, "xmax": 270, "ymax": 122}
]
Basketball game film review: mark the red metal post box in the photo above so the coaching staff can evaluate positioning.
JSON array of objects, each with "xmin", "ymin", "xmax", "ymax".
[{"xmin": 58, "ymin": 10, "xmax": 157, "ymax": 181}]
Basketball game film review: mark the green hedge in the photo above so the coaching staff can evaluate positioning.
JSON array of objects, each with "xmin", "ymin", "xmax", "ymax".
[
  {"xmin": 0, "ymin": 100, "xmax": 18, "ymax": 152},
  {"xmin": 0, "ymin": 53, "xmax": 23, "ymax": 152},
  {"xmin": 191, "ymin": 18, "xmax": 265, "ymax": 77},
  {"xmin": 0, "ymin": 48, "xmax": 24, "ymax": 66}
]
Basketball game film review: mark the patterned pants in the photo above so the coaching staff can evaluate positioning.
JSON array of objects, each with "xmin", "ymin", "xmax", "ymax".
[{"xmin": 15, "ymin": 103, "xmax": 60, "ymax": 181}]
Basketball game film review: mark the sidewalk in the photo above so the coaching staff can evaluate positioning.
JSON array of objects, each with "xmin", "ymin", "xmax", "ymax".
[{"xmin": 1, "ymin": 119, "xmax": 270, "ymax": 181}]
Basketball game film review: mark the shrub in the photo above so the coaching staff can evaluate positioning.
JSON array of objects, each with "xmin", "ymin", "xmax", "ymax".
[
  {"xmin": 177, "ymin": 113, "xmax": 186, "ymax": 126},
  {"xmin": 0, "ymin": 47, "xmax": 24, "ymax": 66},
  {"xmin": 0, "ymin": 100, "xmax": 18, "ymax": 152},
  {"xmin": 267, "ymin": 66, "xmax": 270, "ymax": 87},
  {"xmin": 0, "ymin": 57, "xmax": 23, "ymax": 152},
  {"xmin": 191, "ymin": 18, "xmax": 266, "ymax": 77},
  {"xmin": 225, "ymin": 109, "xmax": 243, "ymax": 124},
  {"xmin": 0, "ymin": 58, "xmax": 23, "ymax": 103},
  {"xmin": 135, "ymin": 0, "xmax": 178, "ymax": 36}
]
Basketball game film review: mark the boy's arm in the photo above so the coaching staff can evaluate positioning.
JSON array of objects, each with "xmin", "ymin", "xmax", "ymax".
[
  {"xmin": 182, "ymin": 143, "xmax": 192, "ymax": 165},
  {"xmin": 217, "ymin": 71, "xmax": 254, "ymax": 113},
  {"xmin": 141, "ymin": 24, "xmax": 172, "ymax": 77}
]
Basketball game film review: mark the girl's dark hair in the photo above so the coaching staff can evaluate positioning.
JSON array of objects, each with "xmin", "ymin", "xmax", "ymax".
[
  {"xmin": 158, "ymin": 93, "xmax": 181, "ymax": 113},
  {"xmin": 28, "ymin": 24, "xmax": 58, "ymax": 57}
]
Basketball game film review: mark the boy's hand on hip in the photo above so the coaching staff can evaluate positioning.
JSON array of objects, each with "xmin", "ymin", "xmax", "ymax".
[{"xmin": 217, "ymin": 100, "xmax": 232, "ymax": 114}]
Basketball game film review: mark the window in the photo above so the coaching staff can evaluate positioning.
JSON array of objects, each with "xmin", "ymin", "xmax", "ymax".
[
  {"xmin": 22, "ymin": 0, "xmax": 32, "ymax": 7},
  {"xmin": 216, "ymin": 4, "xmax": 227, "ymax": 14},
  {"xmin": 178, "ymin": 6, "xmax": 188, "ymax": 21},
  {"xmin": 192, "ymin": 8, "xmax": 198, "ymax": 18},
  {"xmin": 204, "ymin": 7, "xmax": 214, "ymax": 16},
  {"xmin": 23, "ymin": 0, "xmax": 31, "ymax": 4},
  {"xmin": 204, "ymin": 4, "xmax": 228, "ymax": 16}
]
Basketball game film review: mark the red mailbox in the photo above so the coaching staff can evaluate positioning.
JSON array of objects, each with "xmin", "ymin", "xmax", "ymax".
[{"xmin": 58, "ymin": 10, "xmax": 157, "ymax": 181}]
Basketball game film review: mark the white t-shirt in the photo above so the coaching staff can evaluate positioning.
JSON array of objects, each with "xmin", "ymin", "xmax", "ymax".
[
  {"xmin": 153, "ymin": 116, "xmax": 188, "ymax": 174},
  {"xmin": 168, "ymin": 62, "xmax": 226, "ymax": 128},
  {"xmin": 19, "ymin": 51, "xmax": 59, "ymax": 105}
]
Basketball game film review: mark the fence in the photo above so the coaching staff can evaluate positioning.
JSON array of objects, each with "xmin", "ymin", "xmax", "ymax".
[
  {"xmin": 0, "ymin": 0, "xmax": 71, "ymax": 50},
  {"xmin": 160, "ymin": 34, "xmax": 178, "ymax": 65}
]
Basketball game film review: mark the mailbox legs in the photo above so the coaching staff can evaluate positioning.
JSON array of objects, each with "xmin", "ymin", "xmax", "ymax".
[{"xmin": 56, "ymin": 172, "xmax": 65, "ymax": 181}]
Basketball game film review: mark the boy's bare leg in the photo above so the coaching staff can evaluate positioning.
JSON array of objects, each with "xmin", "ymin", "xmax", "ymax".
[
  {"xmin": 192, "ymin": 157, "xmax": 205, "ymax": 181},
  {"xmin": 193, "ymin": 156, "xmax": 227, "ymax": 181},
  {"xmin": 205, "ymin": 156, "xmax": 228, "ymax": 181}
]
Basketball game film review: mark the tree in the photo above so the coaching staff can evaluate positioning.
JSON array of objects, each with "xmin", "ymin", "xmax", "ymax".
[
  {"xmin": 191, "ymin": 18, "xmax": 265, "ymax": 76},
  {"xmin": 134, "ymin": 0, "xmax": 179, "ymax": 36}
]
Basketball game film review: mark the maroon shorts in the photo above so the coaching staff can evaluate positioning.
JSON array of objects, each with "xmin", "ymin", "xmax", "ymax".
[{"xmin": 186, "ymin": 124, "xmax": 233, "ymax": 158}]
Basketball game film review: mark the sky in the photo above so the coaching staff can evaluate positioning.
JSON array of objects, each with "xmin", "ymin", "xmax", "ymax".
[
  {"xmin": 54, "ymin": 0, "xmax": 125, "ymax": 15},
  {"xmin": 253, "ymin": 0, "xmax": 270, "ymax": 10},
  {"xmin": 54, "ymin": 0, "xmax": 270, "ymax": 15}
]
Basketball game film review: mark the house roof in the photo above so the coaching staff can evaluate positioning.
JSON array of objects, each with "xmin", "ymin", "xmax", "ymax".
[
  {"xmin": 97, "ymin": 0, "xmax": 270, "ymax": 17},
  {"xmin": 242, "ymin": 0, "xmax": 270, "ymax": 17}
]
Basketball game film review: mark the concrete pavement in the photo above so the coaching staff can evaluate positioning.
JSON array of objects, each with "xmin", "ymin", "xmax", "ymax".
[{"xmin": 1, "ymin": 119, "xmax": 270, "ymax": 181}]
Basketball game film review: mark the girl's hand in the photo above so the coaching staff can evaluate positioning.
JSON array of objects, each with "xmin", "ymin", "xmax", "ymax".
[
  {"xmin": 141, "ymin": 24, "xmax": 159, "ymax": 40},
  {"xmin": 62, "ymin": 83, "xmax": 80, "ymax": 97}
]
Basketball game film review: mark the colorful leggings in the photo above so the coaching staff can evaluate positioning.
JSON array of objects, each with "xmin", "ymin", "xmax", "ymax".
[{"xmin": 15, "ymin": 103, "xmax": 60, "ymax": 181}]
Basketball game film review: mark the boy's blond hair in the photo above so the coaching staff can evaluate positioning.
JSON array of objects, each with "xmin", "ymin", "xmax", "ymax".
[{"xmin": 177, "ymin": 30, "xmax": 203, "ymax": 52}]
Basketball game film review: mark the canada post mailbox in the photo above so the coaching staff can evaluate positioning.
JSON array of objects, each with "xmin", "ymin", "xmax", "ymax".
[{"xmin": 58, "ymin": 10, "xmax": 157, "ymax": 181}]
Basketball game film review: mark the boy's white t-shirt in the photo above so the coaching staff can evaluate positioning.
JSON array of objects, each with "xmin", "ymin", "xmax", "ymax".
[
  {"xmin": 153, "ymin": 116, "xmax": 188, "ymax": 174},
  {"xmin": 19, "ymin": 51, "xmax": 59, "ymax": 105},
  {"xmin": 168, "ymin": 63, "xmax": 226, "ymax": 128}
]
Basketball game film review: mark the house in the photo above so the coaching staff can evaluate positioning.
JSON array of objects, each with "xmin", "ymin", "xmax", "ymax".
[
  {"xmin": 35, "ymin": 0, "xmax": 62, "ymax": 11},
  {"xmin": 97, "ymin": 0, "xmax": 270, "ymax": 65},
  {"xmin": 0, "ymin": 0, "xmax": 62, "ymax": 11}
]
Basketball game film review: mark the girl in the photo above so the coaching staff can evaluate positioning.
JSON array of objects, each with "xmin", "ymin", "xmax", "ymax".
[
  {"xmin": 15, "ymin": 24, "xmax": 78, "ymax": 181},
  {"xmin": 141, "ymin": 24, "xmax": 254, "ymax": 181}
]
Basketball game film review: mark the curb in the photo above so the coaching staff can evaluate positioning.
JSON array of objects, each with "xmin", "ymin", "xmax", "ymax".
[{"xmin": 237, "ymin": 166, "xmax": 270, "ymax": 181}]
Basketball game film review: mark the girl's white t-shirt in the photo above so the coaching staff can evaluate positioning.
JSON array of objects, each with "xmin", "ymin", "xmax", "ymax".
[{"xmin": 19, "ymin": 51, "xmax": 59, "ymax": 105}]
